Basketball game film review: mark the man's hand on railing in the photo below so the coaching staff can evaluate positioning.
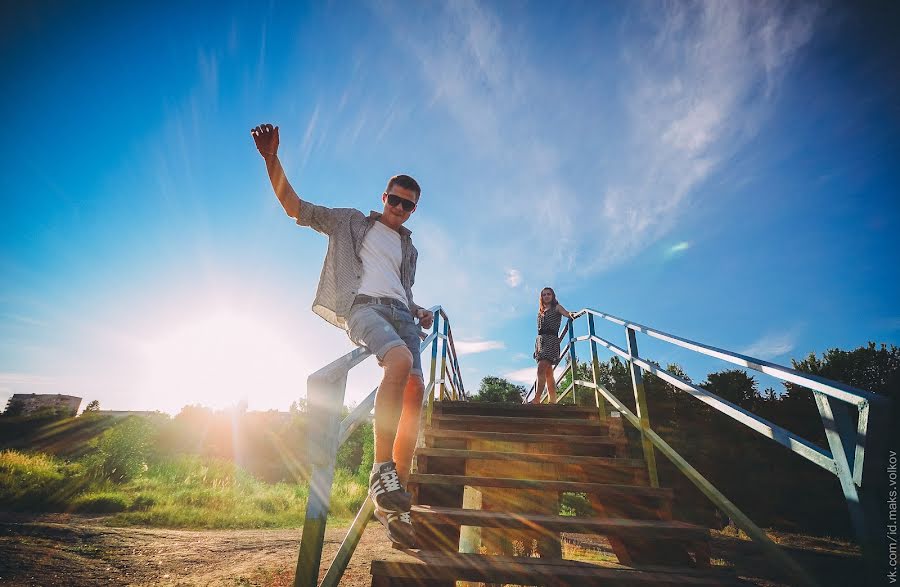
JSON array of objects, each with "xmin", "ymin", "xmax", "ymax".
[{"xmin": 416, "ymin": 308, "xmax": 434, "ymax": 329}]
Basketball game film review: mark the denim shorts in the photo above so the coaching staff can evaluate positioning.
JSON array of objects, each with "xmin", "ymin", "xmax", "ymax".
[{"xmin": 347, "ymin": 300, "xmax": 423, "ymax": 378}]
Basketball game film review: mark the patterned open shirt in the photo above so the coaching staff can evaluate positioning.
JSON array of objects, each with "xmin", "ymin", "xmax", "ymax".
[{"xmin": 296, "ymin": 199, "xmax": 421, "ymax": 330}]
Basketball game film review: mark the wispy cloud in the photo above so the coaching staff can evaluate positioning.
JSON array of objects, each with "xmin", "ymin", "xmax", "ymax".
[
  {"xmin": 454, "ymin": 339, "xmax": 505, "ymax": 356},
  {"xmin": 0, "ymin": 372, "xmax": 58, "ymax": 395},
  {"xmin": 3, "ymin": 314, "xmax": 47, "ymax": 327},
  {"xmin": 740, "ymin": 331, "xmax": 798, "ymax": 360},
  {"xmin": 373, "ymin": 0, "xmax": 820, "ymax": 310},
  {"xmin": 503, "ymin": 367, "xmax": 536, "ymax": 385},
  {"xmin": 586, "ymin": 1, "xmax": 820, "ymax": 273},
  {"xmin": 0, "ymin": 372, "xmax": 57, "ymax": 386}
]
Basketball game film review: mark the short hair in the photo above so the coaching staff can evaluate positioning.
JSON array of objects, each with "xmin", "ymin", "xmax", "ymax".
[{"xmin": 386, "ymin": 174, "xmax": 421, "ymax": 202}]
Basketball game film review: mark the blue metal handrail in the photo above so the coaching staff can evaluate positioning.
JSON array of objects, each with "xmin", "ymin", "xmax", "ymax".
[
  {"xmin": 524, "ymin": 307, "xmax": 890, "ymax": 586},
  {"xmin": 293, "ymin": 305, "xmax": 466, "ymax": 587}
]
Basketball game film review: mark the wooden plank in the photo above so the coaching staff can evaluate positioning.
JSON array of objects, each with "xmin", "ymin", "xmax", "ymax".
[
  {"xmin": 415, "ymin": 447, "xmax": 644, "ymax": 468},
  {"xmin": 463, "ymin": 435, "xmax": 563, "ymax": 560},
  {"xmin": 425, "ymin": 429, "xmax": 618, "ymax": 445},
  {"xmin": 417, "ymin": 447, "xmax": 647, "ymax": 485},
  {"xmin": 371, "ymin": 551, "xmax": 741, "ymax": 585},
  {"xmin": 432, "ymin": 414, "xmax": 608, "ymax": 433},
  {"xmin": 434, "ymin": 401, "xmax": 599, "ymax": 419},
  {"xmin": 412, "ymin": 505, "xmax": 709, "ymax": 539},
  {"xmin": 409, "ymin": 474, "xmax": 673, "ymax": 499}
]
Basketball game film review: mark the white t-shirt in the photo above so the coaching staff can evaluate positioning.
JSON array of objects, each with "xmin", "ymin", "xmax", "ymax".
[{"xmin": 358, "ymin": 221, "xmax": 409, "ymax": 306}]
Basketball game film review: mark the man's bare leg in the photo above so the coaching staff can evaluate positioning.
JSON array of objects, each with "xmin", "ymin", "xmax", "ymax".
[
  {"xmin": 393, "ymin": 374, "xmax": 425, "ymax": 486},
  {"xmin": 369, "ymin": 346, "xmax": 419, "ymax": 548},
  {"xmin": 374, "ymin": 346, "xmax": 413, "ymax": 465}
]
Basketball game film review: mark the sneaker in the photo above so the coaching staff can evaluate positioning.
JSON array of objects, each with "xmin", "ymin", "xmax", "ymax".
[
  {"xmin": 368, "ymin": 461, "xmax": 411, "ymax": 513},
  {"xmin": 374, "ymin": 507, "xmax": 417, "ymax": 549}
]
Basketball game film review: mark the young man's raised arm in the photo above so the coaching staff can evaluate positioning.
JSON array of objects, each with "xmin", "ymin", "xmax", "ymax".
[{"xmin": 251, "ymin": 123, "xmax": 338, "ymax": 235}]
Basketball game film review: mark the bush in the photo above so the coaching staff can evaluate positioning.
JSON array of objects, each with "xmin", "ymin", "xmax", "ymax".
[
  {"xmin": 72, "ymin": 492, "xmax": 131, "ymax": 513},
  {"xmin": 130, "ymin": 494, "xmax": 157, "ymax": 510},
  {"xmin": 85, "ymin": 417, "xmax": 157, "ymax": 482},
  {"xmin": 559, "ymin": 492, "xmax": 592, "ymax": 517}
]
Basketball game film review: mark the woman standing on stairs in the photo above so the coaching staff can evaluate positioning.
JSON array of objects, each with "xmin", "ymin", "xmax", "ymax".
[{"xmin": 532, "ymin": 287, "xmax": 574, "ymax": 404}]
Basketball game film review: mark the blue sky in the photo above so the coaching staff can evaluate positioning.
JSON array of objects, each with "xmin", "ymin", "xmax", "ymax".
[{"xmin": 1, "ymin": 1, "xmax": 897, "ymax": 414}]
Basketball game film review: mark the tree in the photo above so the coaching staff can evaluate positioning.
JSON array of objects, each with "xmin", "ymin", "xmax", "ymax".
[
  {"xmin": 702, "ymin": 370, "xmax": 760, "ymax": 409},
  {"xmin": 788, "ymin": 342, "xmax": 899, "ymax": 401},
  {"xmin": 336, "ymin": 408, "xmax": 373, "ymax": 476},
  {"xmin": 87, "ymin": 416, "xmax": 157, "ymax": 482},
  {"xmin": 472, "ymin": 376, "xmax": 525, "ymax": 404},
  {"xmin": 782, "ymin": 342, "xmax": 900, "ymax": 447},
  {"xmin": 84, "ymin": 400, "xmax": 100, "ymax": 412}
]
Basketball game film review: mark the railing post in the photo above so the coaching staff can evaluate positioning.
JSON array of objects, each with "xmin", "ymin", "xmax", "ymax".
[
  {"xmin": 425, "ymin": 315, "xmax": 440, "ymax": 426},
  {"xmin": 320, "ymin": 499, "xmax": 375, "ymax": 587},
  {"xmin": 439, "ymin": 318, "xmax": 449, "ymax": 401},
  {"xmin": 814, "ymin": 393, "xmax": 886, "ymax": 585},
  {"xmin": 567, "ymin": 317, "xmax": 577, "ymax": 405},
  {"xmin": 294, "ymin": 371, "xmax": 348, "ymax": 587},
  {"xmin": 587, "ymin": 314, "xmax": 608, "ymax": 422},
  {"xmin": 625, "ymin": 327, "xmax": 659, "ymax": 488}
]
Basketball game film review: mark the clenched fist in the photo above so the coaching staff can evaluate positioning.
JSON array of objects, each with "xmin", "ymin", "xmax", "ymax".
[
  {"xmin": 251, "ymin": 123, "xmax": 279, "ymax": 158},
  {"xmin": 416, "ymin": 308, "xmax": 434, "ymax": 329}
]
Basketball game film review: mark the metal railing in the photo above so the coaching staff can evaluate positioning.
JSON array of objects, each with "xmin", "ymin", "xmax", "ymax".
[
  {"xmin": 524, "ymin": 307, "xmax": 890, "ymax": 587},
  {"xmin": 293, "ymin": 305, "xmax": 465, "ymax": 587}
]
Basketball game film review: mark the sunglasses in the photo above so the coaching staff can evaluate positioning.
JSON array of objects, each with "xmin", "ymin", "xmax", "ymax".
[{"xmin": 386, "ymin": 193, "xmax": 416, "ymax": 212}]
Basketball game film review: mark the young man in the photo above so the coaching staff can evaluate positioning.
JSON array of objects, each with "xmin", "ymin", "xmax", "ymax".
[{"xmin": 251, "ymin": 123, "xmax": 432, "ymax": 548}]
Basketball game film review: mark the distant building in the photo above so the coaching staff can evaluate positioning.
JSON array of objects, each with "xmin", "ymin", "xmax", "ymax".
[{"xmin": 4, "ymin": 393, "xmax": 82, "ymax": 417}]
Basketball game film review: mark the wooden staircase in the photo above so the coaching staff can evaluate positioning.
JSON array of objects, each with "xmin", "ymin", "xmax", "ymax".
[{"xmin": 370, "ymin": 401, "xmax": 743, "ymax": 586}]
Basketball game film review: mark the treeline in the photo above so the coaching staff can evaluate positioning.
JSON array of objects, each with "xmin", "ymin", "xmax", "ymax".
[
  {"xmin": 0, "ymin": 403, "xmax": 374, "ymax": 525},
  {"xmin": 1, "ymin": 402, "xmax": 375, "ymax": 485},
  {"xmin": 471, "ymin": 342, "xmax": 898, "ymax": 538}
]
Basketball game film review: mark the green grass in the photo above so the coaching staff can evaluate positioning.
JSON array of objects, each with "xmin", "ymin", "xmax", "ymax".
[
  {"xmin": 0, "ymin": 449, "xmax": 368, "ymax": 529},
  {"xmin": 0, "ymin": 449, "xmax": 92, "ymax": 510}
]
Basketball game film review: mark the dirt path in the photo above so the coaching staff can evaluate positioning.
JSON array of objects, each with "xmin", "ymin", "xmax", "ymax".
[
  {"xmin": 0, "ymin": 514, "xmax": 389, "ymax": 586},
  {"xmin": 0, "ymin": 514, "xmax": 863, "ymax": 586}
]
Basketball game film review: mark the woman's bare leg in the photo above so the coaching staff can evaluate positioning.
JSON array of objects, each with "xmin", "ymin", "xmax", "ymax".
[
  {"xmin": 546, "ymin": 362, "xmax": 558, "ymax": 404},
  {"xmin": 533, "ymin": 360, "xmax": 549, "ymax": 404}
]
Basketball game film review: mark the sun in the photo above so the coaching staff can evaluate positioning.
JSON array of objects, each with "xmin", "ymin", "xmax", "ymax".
[{"xmin": 138, "ymin": 309, "xmax": 304, "ymax": 414}]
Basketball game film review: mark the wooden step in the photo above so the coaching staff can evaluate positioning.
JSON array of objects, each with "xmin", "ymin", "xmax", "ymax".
[
  {"xmin": 371, "ymin": 551, "xmax": 742, "ymax": 586},
  {"xmin": 424, "ymin": 429, "xmax": 623, "ymax": 457},
  {"xmin": 409, "ymin": 474, "xmax": 672, "ymax": 500},
  {"xmin": 411, "ymin": 505, "xmax": 707, "ymax": 540},
  {"xmin": 415, "ymin": 447, "xmax": 643, "ymax": 468},
  {"xmin": 431, "ymin": 413, "xmax": 609, "ymax": 435},
  {"xmin": 434, "ymin": 401, "xmax": 600, "ymax": 420},
  {"xmin": 415, "ymin": 447, "xmax": 648, "ymax": 485},
  {"xmin": 424, "ymin": 429, "xmax": 618, "ymax": 446}
]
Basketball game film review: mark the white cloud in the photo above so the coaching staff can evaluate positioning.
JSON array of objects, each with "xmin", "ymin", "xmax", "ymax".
[
  {"xmin": 373, "ymin": 0, "xmax": 820, "ymax": 291},
  {"xmin": 0, "ymin": 372, "xmax": 57, "ymax": 387},
  {"xmin": 4, "ymin": 314, "xmax": 47, "ymax": 327},
  {"xmin": 0, "ymin": 372, "xmax": 59, "ymax": 399},
  {"xmin": 454, "ymin": 339, "xmax": 506, "ymax": 356},
  {"xmin": 740, "ymin": 331, "xmax": 797, "ymax": 360},
  {"xmin": 503, "ymin": 366, "xmax": 537, "ymax": 385},
  {"xmin": 585, "ymin": 1, "xmax": 819, "ymax": 273}
]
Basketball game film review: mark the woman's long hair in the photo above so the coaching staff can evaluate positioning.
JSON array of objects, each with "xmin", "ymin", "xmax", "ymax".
[{"xmin": 539, "ymin": 287, "xmax": 558, "ymax": 315}]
